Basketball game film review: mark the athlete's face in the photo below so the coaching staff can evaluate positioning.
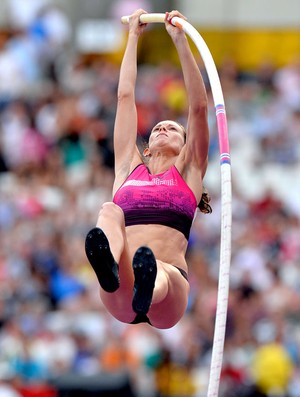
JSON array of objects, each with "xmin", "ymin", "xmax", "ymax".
[{"xmin": 148, "ymin": 120, "xmax": 186, "ymax": 152}]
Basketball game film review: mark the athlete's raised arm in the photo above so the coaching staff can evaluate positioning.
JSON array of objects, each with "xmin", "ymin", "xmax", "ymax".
[
  {"xmin": 165, "ymin": 11, "xmax": 209, "ymax": 178},
  {"xmin": 113, "ymin": 9, "xmax": 148, "ymax": 193}
]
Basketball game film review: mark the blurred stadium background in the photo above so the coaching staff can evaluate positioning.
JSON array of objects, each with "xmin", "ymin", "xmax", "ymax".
[{"xmin": 0, "ymin": 0, "xmax": 299, "ymax": 396}]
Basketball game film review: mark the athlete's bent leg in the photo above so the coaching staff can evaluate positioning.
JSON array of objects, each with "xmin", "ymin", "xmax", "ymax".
[
  {"xmin": 148, "ymin": 263, "xmax": 190, "ymax": 329},
  {"xmin": 90, "ymin": 202, "xmax": 136, "ymax": 323}
]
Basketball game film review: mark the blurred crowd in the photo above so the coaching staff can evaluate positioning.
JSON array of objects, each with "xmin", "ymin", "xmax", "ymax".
[{"xmin": 0, "ymin": 1, "xmax": 300, "ymax": 397}]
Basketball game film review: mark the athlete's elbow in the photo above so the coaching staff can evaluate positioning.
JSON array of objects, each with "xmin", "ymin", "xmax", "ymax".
[
  {"xmin": 189, "ymin": 103, "xmax": 208, "ymax": 120},
  {"xmin": 117, "ymin": 84, "xmax": 135, "ymax": 101}
]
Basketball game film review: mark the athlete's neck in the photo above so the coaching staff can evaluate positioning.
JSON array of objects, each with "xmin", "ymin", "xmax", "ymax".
[{"xmin": 147, "ymin": 154, "xmax": 177, "ymax": 175}]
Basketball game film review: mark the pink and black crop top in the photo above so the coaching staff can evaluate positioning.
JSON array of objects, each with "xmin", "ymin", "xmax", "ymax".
[{"xmin": 113, "ymin": 164, "xmax": 197, "ymax": 240}]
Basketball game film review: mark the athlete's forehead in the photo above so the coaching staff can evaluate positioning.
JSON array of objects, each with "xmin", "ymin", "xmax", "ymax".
[{"xmin": 152, "ymin": 120, "xmax": 183, "ymax": 130}]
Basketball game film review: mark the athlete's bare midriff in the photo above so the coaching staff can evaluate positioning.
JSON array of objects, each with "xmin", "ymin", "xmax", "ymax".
[{"xmin": 125, "ymin": 224, "xmax": 189, "ymax": 273}]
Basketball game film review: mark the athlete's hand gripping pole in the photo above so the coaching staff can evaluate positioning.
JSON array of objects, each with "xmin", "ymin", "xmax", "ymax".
[{"xmin": 121, "ymin": 13, "xmax": 184, "ymax": 29}]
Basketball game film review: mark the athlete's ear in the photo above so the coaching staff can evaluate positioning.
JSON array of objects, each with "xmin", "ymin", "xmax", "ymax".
[{"xmin": 143, "ymin": 148, "xmax": 151, "ymax": 157}]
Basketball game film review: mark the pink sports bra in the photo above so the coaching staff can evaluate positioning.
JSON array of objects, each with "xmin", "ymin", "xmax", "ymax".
[{"xmin": 113, "ymin": 164, "xmax": 197, "ymax": 239}]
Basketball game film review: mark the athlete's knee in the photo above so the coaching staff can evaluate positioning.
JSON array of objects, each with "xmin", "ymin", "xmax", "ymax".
[{"xmin": 98, "ymin": 202, "xmax": 125, "ymax": 223}]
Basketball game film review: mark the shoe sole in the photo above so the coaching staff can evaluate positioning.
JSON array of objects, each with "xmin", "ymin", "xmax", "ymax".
[
  {"xmin": 85, "ymin": 228, "xmax": 120, "ymax": 293},
  {"xmin": 132, "ymin": 246, "xmax": 157, "ymax": 315}
]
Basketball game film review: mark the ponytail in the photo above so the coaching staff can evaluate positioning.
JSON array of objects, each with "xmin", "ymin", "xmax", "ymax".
[{"xmin": 198, "ymin": 188, "xmax": 212, "ymax": 214}]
